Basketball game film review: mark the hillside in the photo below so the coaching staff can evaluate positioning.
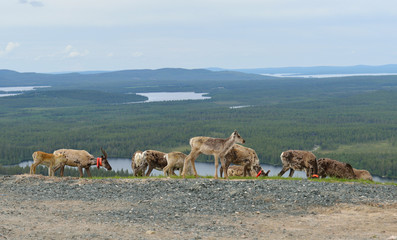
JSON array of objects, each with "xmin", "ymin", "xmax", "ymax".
[
  {"xmin": 0, "ymin": 68, "xmax": 397, "ymax": 178},
  {"xmin": 0, "ymin": 68, "xmax": 272, "ymax": 89}
]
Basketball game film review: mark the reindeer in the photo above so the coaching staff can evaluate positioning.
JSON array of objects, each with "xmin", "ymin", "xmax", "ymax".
[
  {"xmin": 163, "ymin": 151, "xmax": 195, "ymax": 176},
  {"xmin": 131, "ymin": 150, "xmax": 147, "ymax": 176},
  {"xmin": 30, "ymin": 151, "xmax": 68, "ymax": 176},
  {"xmin": 317, "ymin": 158, "xmax": 356, "ymax": 179},
  {"xmin": 53, "ymin": 148, "xmax": 112, "ymax": 178},
  {"xmin": 278, "ymin": 150, "xmax": 318, "ymax": 178},
  {"xmin": 353, "ymin": 168, "xmax": 373, "ymax": 181},
  {"xmin": 219, "ymin": 144, "xmax": 262, "ymax": 177},
  {"xmin": 227, "ymin": 165, "xmax": 270, "ymax": 177},
  {"xmin": 182, "ymin": 130, "xmax": 245, "ymax": 179}
]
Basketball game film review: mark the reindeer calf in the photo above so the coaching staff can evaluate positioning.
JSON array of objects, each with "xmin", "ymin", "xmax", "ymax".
[
  {"xmin": 317, "ymin": 158, "xmax": 356, "ymax": 179},
  {"xmin": 163, "ymin": 151, "xmax": 194, "ymax": 176},
  {"xmin": 227, "ymin": 165, "xmax": 270, "ymax": 177},
  {"xmin": 30, "ymin": 151, "xmax": 68, "ymax": 177},
  {"xmin": 353, "ymin": 168, "xmax": 373, "ymax": 181}
]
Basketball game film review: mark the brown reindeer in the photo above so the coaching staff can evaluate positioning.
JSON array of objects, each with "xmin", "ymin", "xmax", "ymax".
[
  {"xmin": 135, "ymin": 150, "xmax": 173, "ymax": 176},
  {"xmin": 182, "ymin": 130, "xmax": 245, "ymax": 179},
  {"xmin": 219, "ymin": 144, "xmax": 261, "ymax": 177},
  {"xmin": 317, "ymin": 158, "xmax": 356, "ymax": 179},
  {"xmin": 53, "ymin": 148, "xmax": 112, "ymax": 178},
  {"xmin": 278, "ymin": 150, "xmax": 318, "ymax": 178}
]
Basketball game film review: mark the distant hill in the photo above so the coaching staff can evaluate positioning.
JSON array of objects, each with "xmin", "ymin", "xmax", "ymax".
[
  {"xmin": 209, "ymin": 64, "xmax": 397, "ymax": 75},
  {"xmin": 0, "ymin": 68, "xmax": 272, "ymax": 89}
]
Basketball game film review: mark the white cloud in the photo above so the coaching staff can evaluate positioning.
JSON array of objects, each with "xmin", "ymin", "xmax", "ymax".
[
  {"xmin": 68, "ymin": 50, "xmax": 89, "ymax": 58},
  {"xmin": 63, "ymin": 45, "xmax": 89, "ymax": 58},
  {"xmin": 0, "ymin": 42, "xmax": 20, "ymax": 56},
  {"xmin": 132, "ymin": 52, "xmax": 143, "ymax": 58},
  {"xmin": 19, "ymin": 0, "xmax": 44, "ymax": 7},
  {"xmin": 64, "ymin": 45, "xmax": 73, "ymax": 53}
]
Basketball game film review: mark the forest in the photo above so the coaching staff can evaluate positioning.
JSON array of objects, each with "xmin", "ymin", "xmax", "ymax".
[{"xmin": 0, "ymin": 69, "xmax": 396, "ymax": 178}]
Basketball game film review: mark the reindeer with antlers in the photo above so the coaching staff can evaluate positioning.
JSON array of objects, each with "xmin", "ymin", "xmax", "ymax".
[{"xmin": 53, "ymin": 148, "xmax": 112, "ymax": 178}]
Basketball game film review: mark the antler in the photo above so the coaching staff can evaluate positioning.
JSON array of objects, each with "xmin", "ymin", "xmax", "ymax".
[{"xmin": 101, "ymin": 147, "xmax": 108, "ymax": 159}]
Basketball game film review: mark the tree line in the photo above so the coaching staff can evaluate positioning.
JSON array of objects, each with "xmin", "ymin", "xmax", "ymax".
[{"xmin": 1, "ymin": 75, "xmax": 397, "ymax": 178}]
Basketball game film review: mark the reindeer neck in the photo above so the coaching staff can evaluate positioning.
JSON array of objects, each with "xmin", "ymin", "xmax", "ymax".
[
  {"xmin": 89, "ymin": 159, "xmax": 97, "ymax": 166},
  {"xmin": 223, "ymin": 135, "xmax": 236, "ymax": 151}
]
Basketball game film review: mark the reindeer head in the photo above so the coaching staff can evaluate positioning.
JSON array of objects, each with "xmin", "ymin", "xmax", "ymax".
[
  {"xmin": 99, "ymin": 148, "xmax": 112, "ymax": 171},
  {"xmin": 232, "ymin": 130, "xmax": 245, "ymax": 144},
  {"xmin": 253, "ymin": 165, "xmax": 270, "ymax": 177},
  {"xmin": 54, "ymin": 152, "xmax": 68, "ymax": 163},
  {"xmin": 53, "ymin": 153, "xmax": 68, "ymax": 170}
]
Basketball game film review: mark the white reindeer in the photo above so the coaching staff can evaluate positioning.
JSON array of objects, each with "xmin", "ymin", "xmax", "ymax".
[{"xmin": 182, "ymin": 130, "xmax": 245, "ymax": 179}]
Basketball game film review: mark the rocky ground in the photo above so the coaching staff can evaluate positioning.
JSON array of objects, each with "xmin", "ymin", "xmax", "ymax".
[{"xmin": 0, "ymin": 174, "xmax": 396, "ymax": 240}]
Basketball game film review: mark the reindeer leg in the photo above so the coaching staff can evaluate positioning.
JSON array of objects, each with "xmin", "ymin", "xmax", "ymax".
[
  {"xmin": 53, "ymin": 164, "xmax": 62, "ymax": 176},
  {"xmin": 49, "ymin": 162, "xmax": 56, "ymax": 176},
  {"xmin": 85, "ymin": 167, "xmax": 92, "ymax": 178},
  {"xmin": 278, "ymin": 166, "xmax": 289, "ymax": 177},
  {"xmin": 163, "ymin": 166, "xmax": 169, "ymax": 176},
  {"xmin": 78, "ymin": 166, "xmax": 84, "ymax": 178},
  {"xmin": 243, "ymin": 164, "xmax": 249, "ymax": 177},
  {"xmin": 214, "ymin": 154, "xmax": 219, "ymax": 179},
  {"xmin": 288, "ymin": 168, "xmax": 295, "ymax": 177},
  {"xmin": 30, "ymin": 163, "xmax": 38, "ymax": 174},
  {"xmin": 190, "ymin": 154, "xmax": 199, "ymax": 178},
  {"xmin": 219, "ymin": 156, "xmax": 228, "ymax": 179},
  {"xmin": 146, "ymin": 165, "xmax": 154, "ymax": 176},
  {"xmin": 183, "ymin": 151, "xmax": 199, "ymax": 178},
  {"xmin": 182, "ymin": 155, "xmax": 190, "ymax": 178},
  {"xmin": 221, "ymin": 162, "xmax": 231, "ymax": 178},
  {"xmin": 171, "ymin": 168, "xmax": 176, "ymax": 176},
  {"xmin": 85, "ymin": 166, "xmax": 92, "ymax": 178},
  {"xmin": 60, "ymin": 165, "xmax": 65, "ymax": 177}
]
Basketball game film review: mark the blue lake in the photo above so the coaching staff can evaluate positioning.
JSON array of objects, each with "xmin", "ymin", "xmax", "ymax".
[
  {"xmin": 129, "ymin": 92, "xmax": 210, "ymax": 103},
  {"xmin": 0, "ymin": 86, "xmax": 50, "ymax": 97}
]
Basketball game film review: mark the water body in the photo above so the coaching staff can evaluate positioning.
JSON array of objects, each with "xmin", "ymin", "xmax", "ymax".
[
  {"xmin": 261, "ymin": 73, "xmax": 397, "ymax": 78},
  {"xmin": 16, "ymin": 159, "xmax": 394, "ymax": 183},
  {"xmin": 135, "ymin": 92, "xmax": 210, "ymax": 103},
  {"xmin": 0, "ymin": 86, "xmax": 50, "ymax": 97},
  {"xmin": 229, "ymin": 105, "xmax": 252, "ymax": 109}
]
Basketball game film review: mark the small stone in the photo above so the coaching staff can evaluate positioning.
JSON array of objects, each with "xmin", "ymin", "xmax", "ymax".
[{"xmin": 146, "ymin": 230, "xmax": 155, "ymax": 235}]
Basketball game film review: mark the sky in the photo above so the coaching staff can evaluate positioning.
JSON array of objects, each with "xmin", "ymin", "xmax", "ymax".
[{"xmin": 1, "ymin": 0, "xmax": 397, "ymax": 72}]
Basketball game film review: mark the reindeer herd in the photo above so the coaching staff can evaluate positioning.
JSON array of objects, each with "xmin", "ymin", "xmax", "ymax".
[{"xmin": 30, "ymin": 130, "xmax": 373, "ymax": 181}]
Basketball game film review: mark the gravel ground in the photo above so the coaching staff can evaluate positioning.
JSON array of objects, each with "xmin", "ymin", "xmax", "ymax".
[{"xmin": 0, "ymin": 174, "xmax": 396, "ymax": 239}]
